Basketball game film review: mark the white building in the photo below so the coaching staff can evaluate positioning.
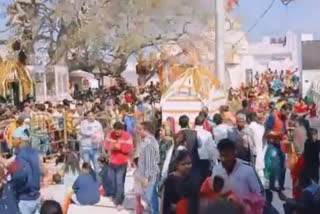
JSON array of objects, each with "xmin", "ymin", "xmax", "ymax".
[{"xmin": 248, "ymin": 31, "xmax": 299, "ymax": 73}]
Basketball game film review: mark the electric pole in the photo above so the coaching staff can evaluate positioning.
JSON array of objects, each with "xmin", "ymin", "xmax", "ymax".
[{"xmin": 215, "ymin": 0, "xmax": 225, "ymax": 89}]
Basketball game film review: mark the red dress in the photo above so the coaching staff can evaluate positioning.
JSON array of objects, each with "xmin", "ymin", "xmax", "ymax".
[
  {"xmin": 294, "ymin": 104, "xmax": 308, "ymax": 113},
  {"xmin": 176, "ymin": 199, "xmax": 188, "ymax": 214}
]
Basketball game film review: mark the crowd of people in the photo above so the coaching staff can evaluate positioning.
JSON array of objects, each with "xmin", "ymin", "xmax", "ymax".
[{"xmin": 0, "ymin": 68, "xmax": 319, "ymax": 214}]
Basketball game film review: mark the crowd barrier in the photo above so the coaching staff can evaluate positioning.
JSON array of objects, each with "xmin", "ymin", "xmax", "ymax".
[{"xmin": 25, "ymin": 109, "xmax": 159, "ymax": 154}]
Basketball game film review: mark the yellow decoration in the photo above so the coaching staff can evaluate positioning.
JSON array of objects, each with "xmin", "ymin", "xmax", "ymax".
[
  {"xmin": 162, "ymin": 67, "xmax": 220, "ymax": 101},
  {"xmin": 0, "ymin": 60, "xmax": 34, "ymax": 100}
]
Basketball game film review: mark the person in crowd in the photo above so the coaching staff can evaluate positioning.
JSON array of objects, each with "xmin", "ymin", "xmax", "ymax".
[
  {"xmin": 72, "ymin": 162, "xmax": 100, "ymax": 205},
  {"xmin": 247, "ymin": 112, "xmax": 265, "ymax": 184},
  {"xmin": 98, "ymin": 156, "xmax": 112, "ymax": 197},
  {"xmin": 163, "ymin": 150, "xmax": 192, "ymax": 214},
  {"xmin": 177, "ymin": 115, "xmax": 198, "ymax": 167},
  {"xmin": 30, "ymin": 103, "xmax": 53, "ymax": 156},
  {"xmin": 136, "ymin": 121, "xmax": 160, "ymax": 214},
  {"xmin": 133, "ymin": 157, "xmax": 148, "ymax": 214},
  {"xmin": 161, "ymin": 129, "xmax": 187, "ymax": 183},
  {"xmin": 279, "ymin": 175, "xmax": 320, "ymax": 214},
  {"xmin": 158, "ymin": 123, "xmax": 173, "ymax": 171},
  {"xmin": 177, "ymin": 114, "xmax": 212, "ymax": 214},
  {"xmin": 65, "ymin": 103, "xmax": 78, "ymax": 151},
  {"xmin": 194, "ymin": 115, "xmax": 217, "ymax": 182},
  {"xmin": 105, "ymin": 121, "xmax": 133, "ymax": 209},
  {"xmin": 308, "ymin": 102, "xmax": 317, "ymax": 118},
  {"xmin": 0, "ymin": 165, "xmax": 20, "ymax": 214},
  {"xmin": 40, "ymin": 200, "xmax": 63, "ymax": 214},
  {"xmin": 264, "ymin": 104, "xmax": 290, "ymax": 192},
  {"xmin": 52, "ymin": 104, "xmax": 64, "ymax": 145},
  {"xmin": 94, "ymin": 104, "xmax": 109, "ymax": 133},
  {"xmin": 303, "ymin": 128, "xmax": 320, "ymax": 184},
  {"xmin": 122, "ymin": 102, "xmax": 136, "ymax": 137},
  {"xmin": 21, "ymin": 105, "xmax": 32, "ymax": 119},
  {"xmin": 79, "ymin": 111, "xmax": 104, "ymax": 173},
  {"xmin": 212, "ymin": 113, "xmax": 232, "ymax": 144},
  {"xmin": 291, "ymin": 117, "xmax": 308, "ymax": 198},
  {"xmin": 0, "ymin": 120, "xmax": 43, "ymax": 214},
  {"xmin": 4, "ymin": 114, "xmax": 26, "ymax": 156},
  {"xmin": 228, "ymin": 113, "xmax": 252, "ymax": 163},
  {"xmin": 237, "ymin": 100, "xmax": 250, "ymax": 118},
  {"xmin": 63, "ymin": 150, "xmax": 80, "ymax": 188},
  {"xmin": 220, "ymin": 105, "xmax": 236, "ymax": 126},
  {"xmin": 211, "ymin": 139, "xmax": 264, "ymax": 213},
  {"xmin": 200, "ymin": 107, "xmax": 211, "ymax": 132},
  {"xmin": 294, "ymin": 98, "xmax": 308, "ymax": 114}
]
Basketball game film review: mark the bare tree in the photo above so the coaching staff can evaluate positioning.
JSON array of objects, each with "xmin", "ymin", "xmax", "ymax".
[{"xmin": 4, "ymin": 0, "xmax": 240, "ymax": 77}]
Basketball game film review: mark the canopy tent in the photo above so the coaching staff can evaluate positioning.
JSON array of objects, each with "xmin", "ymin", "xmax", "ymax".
[{"xmin": 0, "ymin": 60, "xmax": 34, "ymax": 101}]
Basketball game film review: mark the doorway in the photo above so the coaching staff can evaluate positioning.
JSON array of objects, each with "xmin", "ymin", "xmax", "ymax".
[{"xmin": 10, "ymin": 81, "xmax": 20, "ymax": 106}]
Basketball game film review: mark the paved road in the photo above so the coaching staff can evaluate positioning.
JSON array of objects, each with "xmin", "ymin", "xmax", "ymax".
[{"xmin": 67, "ymin": 169, "xmax": 293, "ymax": 214}]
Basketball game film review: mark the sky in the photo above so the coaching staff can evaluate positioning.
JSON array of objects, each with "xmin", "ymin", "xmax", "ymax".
[
  {"xmin": 0, "ymin": 0, "xmax": 319, "ymax": 41},
  {"xmin": 233, "ymin": 0, "xmax": 320, "ymax": 41}
]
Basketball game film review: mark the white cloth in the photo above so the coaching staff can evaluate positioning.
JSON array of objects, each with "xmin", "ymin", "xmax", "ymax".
[
  {"xmin": 211, "ymin": 159, "xmax": 262, "ymax": 199},
  {"xmin": 161, "ymin": 145, "xmax": 174, "ymax": 180},
  {"xmin": 80, "ymin": 120, "xmax": 104, "ymax": 149},
  {"xmin": 195, "ymin": 126, "xmax": 217, "ymax": 160},
  {"xmin": 213, "ymin": 124, "xmax": 232, "ymax": 144},
  {"xmin": 248, "ymin": 122, "xmax": 265, "ymax": 171}
]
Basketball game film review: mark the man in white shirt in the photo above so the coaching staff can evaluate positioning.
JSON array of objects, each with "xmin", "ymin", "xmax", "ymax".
[
  {"xmin": 247, "ymin": 112, "xmax": 265, "ymax": 185},
  {"xmin": 212, "ymin": 113, "xmax": 233, "ymax": 144},
  {"xmin": 212, "ymin": 139, "xmax": 263, "ymax": 200},
  {"xmin": 195, "ymin": 116, "xmax": 217, "ymax": 162},
  {"xmin": 194, "ymin": 115, "xmax": 217, "ymax": 181}
]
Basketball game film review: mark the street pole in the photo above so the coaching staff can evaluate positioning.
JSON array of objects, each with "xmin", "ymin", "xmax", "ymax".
[{"xmin": 215, "ymin": 0, "xmax": 225, "ymax": 89}]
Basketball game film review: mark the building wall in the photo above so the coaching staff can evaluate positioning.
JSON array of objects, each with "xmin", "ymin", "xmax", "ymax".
[
  {"xmin": 248, "ymin": 32, "xmax": 299, "ymax": 73},
  {"xmin": 302, "ymin": 69, "xmax": 320, "ymax": 97}
]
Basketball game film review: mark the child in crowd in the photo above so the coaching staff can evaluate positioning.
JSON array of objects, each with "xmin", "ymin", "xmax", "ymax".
[
  {"xmin": 133, "ymin": 157, "xmax": 148, "ymax": 214},
  {"xmin": 40, "ymin": 200, "xmax": 63, "ymax": 214},
  {"xmin": 200, "ymin": 176, "xmax": 245, "ymax": 214},
  {"xmin": 72, "ymin": 162, "xmax": 100, "ymax": 205},
  {"xmin": 63, "ymin": 151, "xmax": 80, "ymax": 188},
  {"xmin": 200, "ymin": 175, "xmax": 226, "ymax": 203}
]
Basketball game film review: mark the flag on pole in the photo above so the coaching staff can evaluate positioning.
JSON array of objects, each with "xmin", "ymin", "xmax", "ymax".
[{"xmin": 227, "ymin": 0, "xmax": 239, "ymax": 11}]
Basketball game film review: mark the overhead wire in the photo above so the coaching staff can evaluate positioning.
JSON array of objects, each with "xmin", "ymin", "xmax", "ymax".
[
  {"xmin": 231, "ymin": 0, "xmax": 296, "ymax": 49},
  {"xmin": 231, "ymin": 0, "xmax": 276, "ymax": 49}
]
